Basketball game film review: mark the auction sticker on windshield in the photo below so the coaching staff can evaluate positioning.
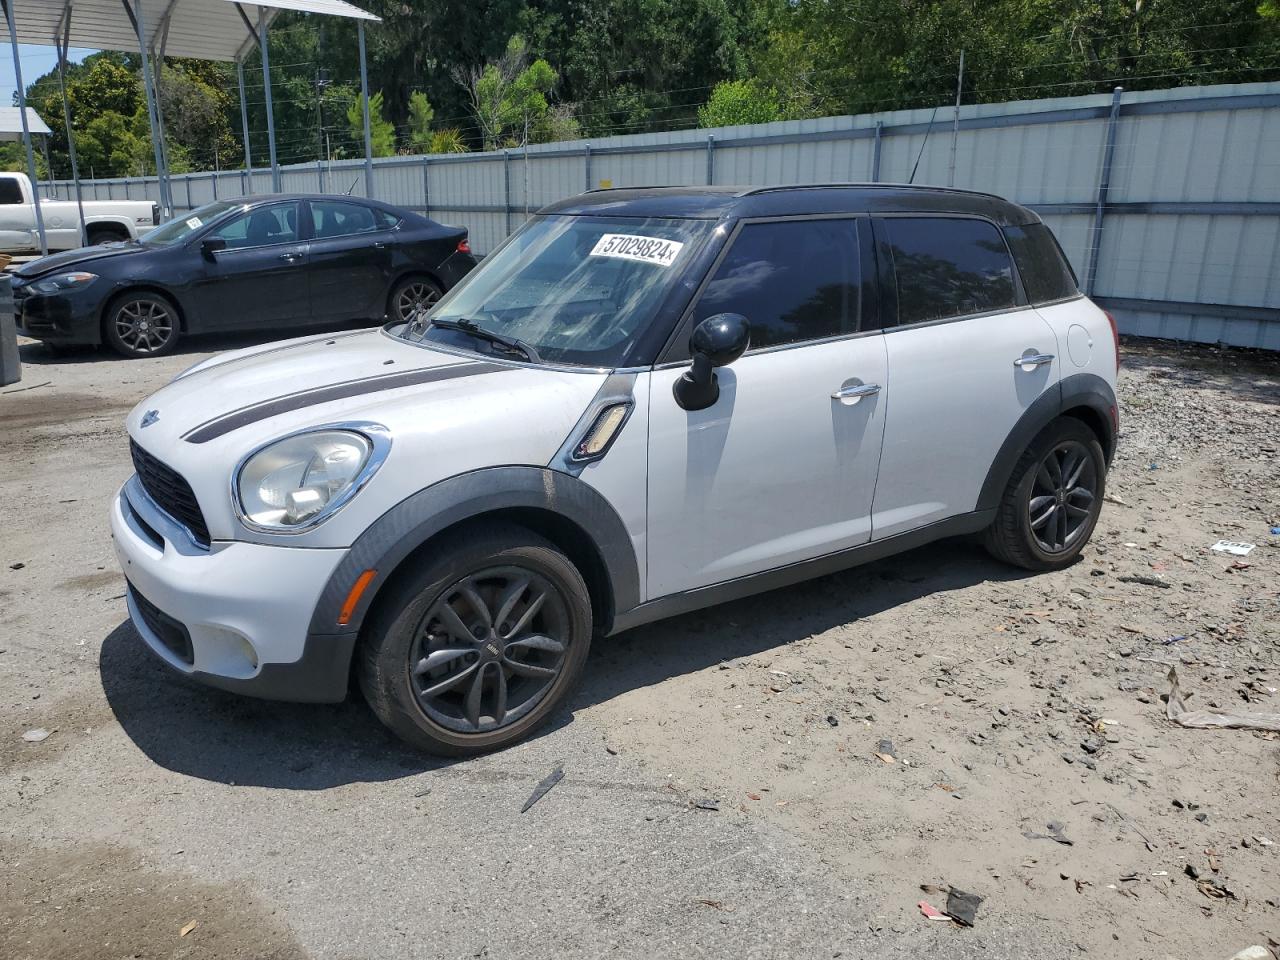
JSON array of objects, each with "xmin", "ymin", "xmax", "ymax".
[
  {"xmin": 589, "ymin": 234, "xmax": 684, "ymax": 267},
  {"xmin": 185, "ymin": 216, "xmax": 202, "ymax": 230}
]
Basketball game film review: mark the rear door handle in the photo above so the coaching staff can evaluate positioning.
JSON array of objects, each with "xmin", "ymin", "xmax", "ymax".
[
  {"xmin": 1014, "ymin": 353, "xmax": 1054, "ymax": 368},
  {"xmin": 279, "ymin": 252, "xmax": 303, "ymax": 263},
  {"xmin": 831, "ymin": 383, "xmax": 882, "ymax": 401},
  {"xmin": 372, "ymin": 241, "xmax": 387, "ymax": 249}
]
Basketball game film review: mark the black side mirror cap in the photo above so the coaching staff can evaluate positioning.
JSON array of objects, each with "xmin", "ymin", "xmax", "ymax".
[
  {"xmin": 201, "ymin": 237, "xmax": 227, "ymax": 259},
  {"xmin": 673, "ymin": 313, "xmax": 750, "ymax": 411}
]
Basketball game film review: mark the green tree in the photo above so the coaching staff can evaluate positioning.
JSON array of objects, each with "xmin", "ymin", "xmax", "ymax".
[
  {"xmin": 346, "ymin": 90, "xmax": 397, "ymax": 156},
  {"xmin": 407, "ymin": 90, "xmax": 435, "ymax": 152},
  {"xmin": 457, "ymin": 35, "xmax": 562, "ymax": 149},
  {"xmin": 698, "ymin": 79, "xmax": 784, "ymax": 127}
]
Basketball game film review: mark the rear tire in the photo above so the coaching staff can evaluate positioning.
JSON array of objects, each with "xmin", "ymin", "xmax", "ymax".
[
  {"xmin": 358, "ymin": 523, "xmax": 593, "ymax": 756},
  {"xmin": 983, "ymin": 417, "xmax": 1106, "ymax": 571},
  {"xmin": 103, "ymin": 292, "xmax": 180, "ymax": 359},
  {"xmin": 387, "ymin": 275, "xmax": 443, "ymax": 324},
  {"xmin": 88, "ymin": 226, "xmax": 130, "ymax": 245}
]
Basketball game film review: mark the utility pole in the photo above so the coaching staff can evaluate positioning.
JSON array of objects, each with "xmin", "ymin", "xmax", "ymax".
[
  {"xmin": 314, "ymin": 68, "xmax": 330, "ymax": 164},
  {"xmin": 948, "ymin": 49, "xmax": 965, "ymax": 187}
]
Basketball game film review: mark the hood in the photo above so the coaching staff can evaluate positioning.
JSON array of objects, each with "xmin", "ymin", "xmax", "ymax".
[
  {"xmin": 14, "ymin": 241, "xmax": 143, "ymax": 278},
  {"xmin": 126, "ymin": 329, "xmax": 610, "ymax": 547}
]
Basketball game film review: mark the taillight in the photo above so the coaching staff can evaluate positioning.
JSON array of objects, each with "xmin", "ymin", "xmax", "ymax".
[
  {"xmin": 1104, "ymin": 310, "xmax": 1120, "ymax": 372},
  {"xmin": 456, "ymin": 238, "xmax": 471, "ymax": 255}
]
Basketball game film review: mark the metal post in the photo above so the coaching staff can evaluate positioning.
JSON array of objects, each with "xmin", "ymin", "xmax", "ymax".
[
  {"xmin": 3, "ymin": 0, "xmax": 48, "ymax": 255},
  {"xmin": 212, "ymin": 171, "xmax": 219, "ymax": 200},
  {"xmin": 948, "ymin": 49, "xmax": 965, "ymax": 187},
  {"xmin": 56, "ymin": 14, "xmax": 88, "ymax": 245},
  {"xmin": 357, "ymin": 20, "xmax": 374, "ymax": 197},
  {"xmin": 131, "ymin": 0, "xmax": 170, "ymax": 216},
  {"xmin": 236, "ymin": 60, "xmax": 253, "ymax": 191},
  {"xmin": 871, "ymin": 121, "xmax": 882, "ymax": 181},
  {"xmin": 705, "ymin": 134, "xmax": 715, "ymax": 185},
  {"xmin": 259, "ymin": 7, "xmax": 280, "ymax": 192},
  {"xmin": 151, "ymin": 50, "xmax": 173, "ymax": 215},
  {"xmin": 185, "ymin": 174, "xmax": 192, "ymax": 212},
  {"xmin": 1085, "ymin": 87, "xmax": 1124, "ymax": 296},
  {"xmin": 584, "ymin": 142, "xmax": 591, "ymax": 192},
  {"xmin": 422, "ymin": 157, "xmax": 430, "ymax": 216},
  {"xmin": 503, "ymin": 150, "xmax": 512, "ymax": 233},
  {"xmin": 317, "ymin": 159, "xmax": 324, "ymax": 192}
]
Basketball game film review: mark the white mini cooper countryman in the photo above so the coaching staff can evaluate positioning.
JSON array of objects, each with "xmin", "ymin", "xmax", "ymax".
[{"xmin": 112, "ymin": 184, "xmax": 1119, "ymax": 755}]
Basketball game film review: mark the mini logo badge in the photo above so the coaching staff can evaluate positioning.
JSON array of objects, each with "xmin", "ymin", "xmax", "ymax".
[{"xmin": 140, "ymin": 409, "xmax": 160, "ymax": 428}]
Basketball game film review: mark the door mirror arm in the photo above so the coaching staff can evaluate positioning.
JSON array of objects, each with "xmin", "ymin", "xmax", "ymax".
[{"xmin": 673, "ymin": 313, "xmax": 750, "ymax": 411}]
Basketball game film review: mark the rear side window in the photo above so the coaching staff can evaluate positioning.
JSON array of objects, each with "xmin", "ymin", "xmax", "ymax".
[
  {"xmin": 0, "ymin": 178, "xmax": 23, "ymax": 204},
  {"xmin": 311, "ymin": 200, "xmax": 383, "ymax": 239},
  {"xmin": 883, "ymin": 217, "xmax": 1015, "ymax": 326},
  {"xmin": 1004, "ymin": 222, "xmax": 1079, "ymax": 304},
  {"xmin": 693, "ymin": 218, "xmax": 861, "ymax": 350}
]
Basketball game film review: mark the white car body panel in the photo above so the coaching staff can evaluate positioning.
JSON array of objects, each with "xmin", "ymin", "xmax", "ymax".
[
  {"xmin": 871, "ymin": 306, "xmax": 1060, "ymax": 539},
  {"xmin": 0, "ymin": 172, "xmax": 154, "ymax": 252},
  {"xmin": 645, "ymin": 336, "xmax": 889, "ymax": 597}
]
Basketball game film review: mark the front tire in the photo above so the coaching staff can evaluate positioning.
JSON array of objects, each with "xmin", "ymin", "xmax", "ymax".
[
  {"xmin": 357, "ymin": 523, "xmax": 593, "ymax": 756},
  {"xmin": 103, "ymin": 292, "xmax": 180, "ymax": 358},
  {"xmin": 984, "ymin": 417, "xmax": 1106, "ymax": 571}
]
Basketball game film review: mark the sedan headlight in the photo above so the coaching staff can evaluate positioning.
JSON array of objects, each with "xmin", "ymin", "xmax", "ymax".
[
  {"xmin": 30, "ymin": 271, "xmax": 98, "ymax": 295},
  {"xmin": 234, "ymin": 427, "xmax": 388, "ymax": 531}
]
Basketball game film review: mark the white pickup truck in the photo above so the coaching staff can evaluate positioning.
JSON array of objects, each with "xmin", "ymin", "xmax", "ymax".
[{"xmin": 0, "ymin": 171, "xmax": 158, "ymax": 254}]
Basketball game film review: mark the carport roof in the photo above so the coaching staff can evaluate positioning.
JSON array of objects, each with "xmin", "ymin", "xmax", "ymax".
[
  {"xmin": 0, "ymin": 106, "xmax": 51, "ymax": 139},
  {"xmin": 8, "ymin": 0, "xmax": 378, "ymax": 65}
]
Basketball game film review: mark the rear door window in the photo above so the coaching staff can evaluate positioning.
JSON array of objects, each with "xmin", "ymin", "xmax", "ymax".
[
  {"xmin": 692, "ymin": 218, "xmax": 862, "ymax": 350},
  {"xmin": 1004, "ymin": 222, "xmax": 1079, "ymax": 304},
  {"xmin": 311, "ymin": 200, "xmax": 384, "ymax": 239},
  {"xmin": 883, "ymin": 217, "xmax": 1016, "ymax": 326}
]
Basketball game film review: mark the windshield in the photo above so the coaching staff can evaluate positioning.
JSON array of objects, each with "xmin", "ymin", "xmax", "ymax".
[
  {"xmin": 140, "ymin": 200, "xmax": 242, "ymax": 247},
  {"xmin": 399, "ymin": 214, "xmax": 712, "ymax": 367}
]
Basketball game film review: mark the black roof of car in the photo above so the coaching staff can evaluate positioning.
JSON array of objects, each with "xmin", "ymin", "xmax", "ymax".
[{"xmin": 540, "ymin": 183, "xmax": 1040, "ymax": 226}]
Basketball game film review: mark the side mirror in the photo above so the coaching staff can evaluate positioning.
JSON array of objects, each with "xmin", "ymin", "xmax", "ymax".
[
  {"xmin": 201, "ymin": 237, "xmax": 227, "ymax": 259},
  {"xmin": 673, "ymin": 313, "xmax": 750, "ymax": 411}
]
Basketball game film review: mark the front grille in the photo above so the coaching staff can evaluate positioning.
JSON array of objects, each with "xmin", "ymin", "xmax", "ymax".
[
  {"xmin": 129, "ymin": 439, "xmax": 211, "ymax": 546},
  {"xmin": 129, "ymin": 583, "xmax": 194, "ymax": 665}
]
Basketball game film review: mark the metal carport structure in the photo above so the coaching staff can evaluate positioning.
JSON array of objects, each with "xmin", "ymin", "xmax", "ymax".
[{"xmin": 1, "ymin": 0, "xmax": 379, "ymax": 256}]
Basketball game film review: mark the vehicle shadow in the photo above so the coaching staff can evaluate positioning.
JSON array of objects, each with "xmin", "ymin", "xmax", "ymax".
[
  {"xmin": 16, "ymin": 319, "xmax": 379, "ymax": 366},
  {"xmin": 100, "ymin": 537, "xmax": 1034, "ymax": 789}
]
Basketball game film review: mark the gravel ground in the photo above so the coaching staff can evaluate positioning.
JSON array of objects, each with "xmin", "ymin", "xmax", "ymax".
[{"xmin": 1, "ymin": 332, "xmax": 1277, "ymax": 960}]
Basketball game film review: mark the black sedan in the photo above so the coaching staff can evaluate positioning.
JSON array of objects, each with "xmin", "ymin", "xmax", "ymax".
[{"xmin": 12, "ymin": 194, "xmax": 476, "ymax": 358}]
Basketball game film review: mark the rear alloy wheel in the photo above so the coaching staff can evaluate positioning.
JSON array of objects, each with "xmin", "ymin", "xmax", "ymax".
[
  {"xmin": 358, "ymin": 523, "xmax": 592, "ymax": 755},
  {"xmin": 984, "ymin": 418, "xmax": 1106, "ymax": 571},
  {"xmin": 104, "ymin": 293, "xmax": 179, "ymax": 359},
  {"xmin": 389, "ymin": 276, "xmax": 443, "ymax": 324}
]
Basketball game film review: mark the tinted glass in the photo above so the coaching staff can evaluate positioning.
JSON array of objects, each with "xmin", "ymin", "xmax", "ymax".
[
  {"xmin": 140, "ymin": 200, "xmax": 240, "ymax": 247},
  {"xmin": 885, "ymin": 217, "xmax": 1015, "ymax": 325},
  {"xmin": 211, "ymin": 202, "xmax": 300, "ymax": 249},
  {"xmin": 693, "ymin": 219, "xmax": 861, "ymax": 350},
  {"xmin": 1004, "ymin": 222, "xmax": 1078, "ymax": 304},
  {"xmin": 375, "ymin": 209, "xmax": 400, "ymax": 229},
  {"xmin": 312, "ymin": 200, "xmax": 382, "ymax": 239},
  {"xmin": 400, "ymin": 214, "xmax": 712, "ymax": 367},
  {"xmin": 0, "ymin": 178, "xmax": 23, "ymax": 204}
]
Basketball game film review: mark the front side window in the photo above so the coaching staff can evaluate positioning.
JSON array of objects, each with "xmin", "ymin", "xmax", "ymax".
[
  {"xmin": 884, "ymin": 217, "xmax": 1016, "ymax": 326},
  {"xmin": 399, "ymin": 214, "xmax": 713, "ymax": 367},
  {"xmin": 311, "ymin": 200, "xmax": 383, "ymax": 239},
  {"xmin": 139, "ymin": 200, "xmax": 241, "ymax": 247},
  {"xmin": 211, "ymin": 202, "xmax": 300, "ymax": 249},
  {"xmin": 692, "ymin": 218, "xmax": 861, "ymax": 350}
]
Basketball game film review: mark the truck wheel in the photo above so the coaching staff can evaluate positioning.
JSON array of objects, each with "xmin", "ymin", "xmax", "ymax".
[
  {"xmin": 89, "ymin": 226, "xmax": 130, "ymax": 245},
  {"xmin": 984, "ymin": 417, "xmax": 1106, "ymax": 571},
  {"xmin": 358, "ymin": 523, "xmax": 593, "ymax": 756},
  {"xmin": 103, "ymin": 292, "xmax": 180, "ymax": 359}
]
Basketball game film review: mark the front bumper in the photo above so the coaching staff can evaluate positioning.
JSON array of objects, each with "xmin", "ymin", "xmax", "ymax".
[
  {"xmin": 110, "ymin": 477, "xmax": 355, "ymax": 702},
  {"xmin": 13, "ymin": 281, "xmax": 104, "ymax": 345}
]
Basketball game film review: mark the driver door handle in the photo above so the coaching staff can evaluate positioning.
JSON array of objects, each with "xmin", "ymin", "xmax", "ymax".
[
  {"xmin": 831, "ymin": 383, "xmax": 882, "ymax": 400},
  {"xmin": 279, "ymin": 252, "xmax": 303, "ymax": 263},
  {"xmin": 1014, "ymin": 353, "xmax": 1054, "ymax": 368}
]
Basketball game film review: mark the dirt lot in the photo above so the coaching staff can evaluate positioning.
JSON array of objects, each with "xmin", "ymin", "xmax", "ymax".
[{"xmin": 2, "ymin": 331, "xmax": 1278, "ymax": 960}]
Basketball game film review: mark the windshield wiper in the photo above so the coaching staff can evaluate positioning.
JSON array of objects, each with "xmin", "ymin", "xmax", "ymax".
[{"xmin": 430, "ymin": 317, "xmax": 541, "ymax": 364}]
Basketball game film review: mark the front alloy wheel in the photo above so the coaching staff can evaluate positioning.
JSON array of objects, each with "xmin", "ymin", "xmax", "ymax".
[
  {"xmin": 358, "ymin": 523, "xmax": 592, "ymax": 755},
  {"xmin": 105, "ymin": 294, "xmax": 179, "ymax": 358}
]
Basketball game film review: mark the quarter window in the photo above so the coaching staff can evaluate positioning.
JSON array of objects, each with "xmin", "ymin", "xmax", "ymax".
[
  {"xmin": 210, "ymin": 202, "xmax": 300, "ymax": 249},
  {"xmin": 1004, "ymin": 222, "xmax": 1078, "ymax": 304},
  {"xmin": 692, "ymin": 219, "xmax": 862, "ymax": 350},
  {"xmin": 884, "ymin": 217, "xmax": 1015, "ymax": 326}
]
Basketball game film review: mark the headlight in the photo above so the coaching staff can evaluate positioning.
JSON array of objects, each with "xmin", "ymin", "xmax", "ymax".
[
  {"xmin": 234, "ymin": 427, "xmax": 388, "ymax": 531},
  {"xmin": 30, "ymin": 272, "xmax": 98, "ymax": 295}
]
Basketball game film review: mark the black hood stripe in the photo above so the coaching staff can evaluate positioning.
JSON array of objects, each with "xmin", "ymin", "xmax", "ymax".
[{"xmin": 182, "ymin": 361, "xmax": 510, "ymax": 443}]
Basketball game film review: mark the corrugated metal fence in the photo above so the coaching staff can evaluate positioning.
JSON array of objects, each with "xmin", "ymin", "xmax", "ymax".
[{"xmin": 53, "ymin": 80, "xmax": 1280, "ymax": 350}]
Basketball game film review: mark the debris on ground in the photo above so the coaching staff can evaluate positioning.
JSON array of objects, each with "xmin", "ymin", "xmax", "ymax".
[
  {"xmin": 918, "ymin": 900, "xmax": 948, "ymax": 921},
  {"xmin": 1022, "ymin": 821, "xmax": 1073, "ymax": 846},
  {"xmin": 1225, "ymin": 947, "xmax": 1272, "ymax": 960},
  {"xmin": 179, "ymin": 920, "xmax": 198, "ymax": 938},
  {"xmin": 1165, "ymin": 667, "xmax": 1280, "ymax": 732},
  {"xmin": 1210, "ymin": 540, "xmax": 1256, "ymax": 556},
  {"xmin": 1117, "ymin": 573, "xmax": 1172, "ymax": 588},
  {"xmin": 874, "ymin": 739, "xmax": 897, "ymax": 763},
  {"xmin": 944, "ymin": 888, "xmax": 983, "ymax": 927},
  {"xmin": 693, "ymin": 798, "xmax": 720, "ymax": 811},
  {"xmin": 21, "ymin": 728, "xmax": 50, "ymax": 743},
  {"xmin": 520, "ymin": 764, "xmax": 565, "ymax": 813}
]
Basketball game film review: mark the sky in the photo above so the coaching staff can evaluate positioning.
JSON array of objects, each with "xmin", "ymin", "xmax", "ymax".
[{"xmin": 2, "ymin": 45, "xmax": 98, "ymax": 107}]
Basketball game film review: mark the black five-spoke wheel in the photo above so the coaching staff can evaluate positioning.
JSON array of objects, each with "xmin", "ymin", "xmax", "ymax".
[
  {"xmin": 1027, "ymin": 439, "xmax": 1098, "ymax": 553},
  {"xmin": 410, "ymin": 568, "xmax": 570, "ymax": 733},
  {"xmin": 358, "ymin": 523, "xmax": 592, "ymax": 756}
]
